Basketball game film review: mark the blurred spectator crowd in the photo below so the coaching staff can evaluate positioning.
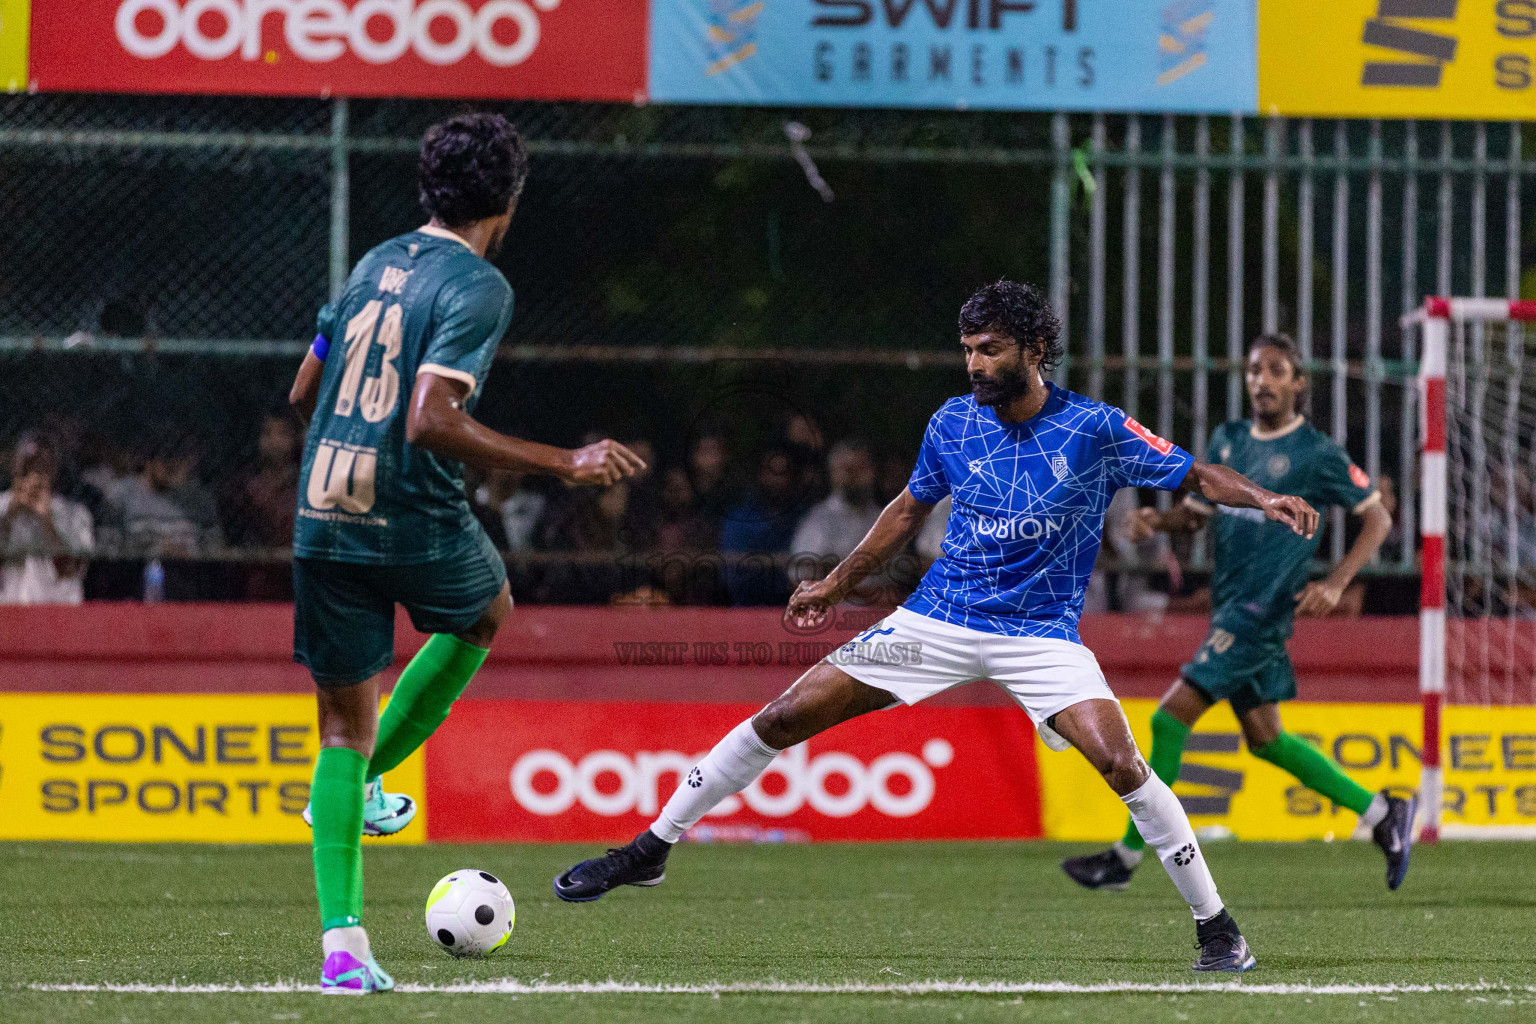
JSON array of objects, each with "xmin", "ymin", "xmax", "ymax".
[{"xmin": 0, "ymin": 410, "xmax": 1417, "ymax": 613}]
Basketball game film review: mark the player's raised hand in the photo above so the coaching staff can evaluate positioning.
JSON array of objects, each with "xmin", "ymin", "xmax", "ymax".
[
  {"xmin": 1260, "ymin": 492, "xmax": 1319, "ymax": 539},
  {"xmin": 1295, "ymin": 579, "xmax": 1344, "ymax": 617},
  {"xmin": 785, "ymin": 578, "xmax": 842, "ymax": 632},
  {"xmin": 566, "ymin": 439, "xmax": 647, "ymax": 486}
]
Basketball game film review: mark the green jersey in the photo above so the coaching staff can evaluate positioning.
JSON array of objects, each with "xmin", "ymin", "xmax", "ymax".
[
  {"xmin": 294, "ymin": 226, "xmax": 514, "ymax": 565},
  {"xmin": 1197, "ymin": 418, "xmax": 1378, "ymax": 642}
]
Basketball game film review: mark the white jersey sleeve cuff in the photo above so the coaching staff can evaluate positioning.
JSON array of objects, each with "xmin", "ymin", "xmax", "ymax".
[{"xmin": 419, "ymin": 364, "xmax": 477, "ymax": 391}]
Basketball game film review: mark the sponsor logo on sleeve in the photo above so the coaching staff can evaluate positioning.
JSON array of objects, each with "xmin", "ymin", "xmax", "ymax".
[
  {"xmin": 1349, "ymin": 463, "xmax": 1371, "ymax": 489},
  {"xmin": 1124, "ymin": 416, "xmax": 1175, "ymax": 456}
]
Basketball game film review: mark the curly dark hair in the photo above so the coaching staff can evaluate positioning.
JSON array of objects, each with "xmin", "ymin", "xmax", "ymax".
[
  {"xmin": 417, "ymin": 113, "xmax": 528, "ymax": 227},
  {"xmin": 957, "ymin": 281, "xmax": 1065, "ymax": 371},
  {"xmin": 1248, "ymin": 333, "xmax": 1309, "ymax": 415}
]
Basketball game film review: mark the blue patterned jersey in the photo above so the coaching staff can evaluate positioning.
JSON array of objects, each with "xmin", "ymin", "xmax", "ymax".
[{"xmin": 902, "ymin": 384, "xmax": 1194, "ymax": 641}]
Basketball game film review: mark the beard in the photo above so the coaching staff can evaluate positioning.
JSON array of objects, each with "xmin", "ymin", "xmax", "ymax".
[{"xmin": 970, "ymin": 364, "xmax": 1032, "ymax": 407}]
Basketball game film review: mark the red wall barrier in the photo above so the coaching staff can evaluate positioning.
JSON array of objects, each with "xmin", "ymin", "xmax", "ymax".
[{"xmin": 0, "ymin": 604, "xmax": 1420, "ymax": 704}]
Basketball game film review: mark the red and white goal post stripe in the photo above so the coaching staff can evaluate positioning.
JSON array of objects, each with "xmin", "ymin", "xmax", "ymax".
[{"xmin": 1416, "ymin": 297, "xmax": 1536, "ymax": 842}]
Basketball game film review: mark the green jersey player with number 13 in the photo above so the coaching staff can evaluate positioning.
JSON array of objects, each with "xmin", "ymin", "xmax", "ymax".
[
  {"xmin": 1063, "ymin": 334, "xmax": 1416, "ymax": 894},
  {"xmin": 287, "ymin": 114, "xmax": 645, "ymax": 993}
]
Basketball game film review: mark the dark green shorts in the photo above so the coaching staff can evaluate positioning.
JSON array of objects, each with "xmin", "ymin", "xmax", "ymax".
[
  {"xmin": 1180, "ymin": 626, "xmax": 1297, "ymax": 715},
  {"xmin": 293, "ymin": 527, "xmax": 507, "ymax": 687}
]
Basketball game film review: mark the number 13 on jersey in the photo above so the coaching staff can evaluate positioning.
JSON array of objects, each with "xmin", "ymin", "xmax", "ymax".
[{"xmin": 335, "ymin": 299, "xmax": 403, "ymax": 423}]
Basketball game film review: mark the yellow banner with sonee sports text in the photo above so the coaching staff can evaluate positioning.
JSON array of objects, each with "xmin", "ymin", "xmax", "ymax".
[
  {"xmin": 1042, "ymin": 700, "xmax": 1536, "ymax": 841},
  {"xmin": 0, "ymin": 695, "xmax": 425, "ymax": 843},
  {"xmin": 1259, "ymin": 1, "xmax": 1536, "ymax": 120},
  {"xmin": 0, "ymin": 0, "xmax": 28, "ymax": 93}
]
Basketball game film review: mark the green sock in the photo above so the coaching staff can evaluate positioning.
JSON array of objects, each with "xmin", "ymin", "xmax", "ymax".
[
  {"xmin": 1253, "ymin": 731, "xmax": 1374, "ymax": 815},
  {"xmin": 1120, "ymin": 708, "xmax": 1191, "ymax": 852},
  {"xmin": 367, "ymin": 634, "xmax": 488, "ymax": 782},
  {"xmin": 312, "ymin": 746, "xmax": 366, "ymax": 931}
]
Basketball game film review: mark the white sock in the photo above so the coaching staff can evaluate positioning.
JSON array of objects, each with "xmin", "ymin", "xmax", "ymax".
[
  {"xmin": 1120, "ymin": 775, "xmax": 1223, "ymax": 920},
  {"xmin": 322, "ymin": 925, "xmax": 370, "ymax": 959},
  {"xmin": 1358, "ymin": 792, "xmax": 1389, "ymax": 829},
  {"xmin": 1112, "ymin": 840, "xmax": 1144, "ymax": 869},
  {"xmin": 651, "ymin": 718, "xmax": 780, "ymax": 843}
]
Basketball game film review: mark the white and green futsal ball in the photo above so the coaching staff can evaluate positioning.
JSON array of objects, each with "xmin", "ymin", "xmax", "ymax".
[{"xmin": 425, "ymin": 869, "xmax": 515, "ymax": 958}]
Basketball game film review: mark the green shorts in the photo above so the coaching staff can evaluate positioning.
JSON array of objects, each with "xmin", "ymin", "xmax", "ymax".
[
  {"xmin": 293, "ymin": 527, "xmax": 507, "ymax": 687},
  {"xmin": 1179, "ymin": 626, "xmax": 1297, "ymax": 715}
]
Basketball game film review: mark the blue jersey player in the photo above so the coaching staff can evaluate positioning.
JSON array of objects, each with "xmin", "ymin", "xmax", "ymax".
[
  {"xmin": 287, "ymin": 114, "xmax": 645, "ymax": 993},
  {"xmin": 555, "ymin": 282, "xmax": 1319, "ymax": 972}
]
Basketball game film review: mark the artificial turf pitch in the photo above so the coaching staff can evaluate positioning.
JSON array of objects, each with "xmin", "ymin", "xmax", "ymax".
[{"xmin": 2, "ymin": 839, "xmax": 1532, "ymax": 1023}]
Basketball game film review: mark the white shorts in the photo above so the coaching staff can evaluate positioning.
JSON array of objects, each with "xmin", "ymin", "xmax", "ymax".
[{"xmin": 830, "ymin": 606, "xmax": 1115, "ymax": 751}]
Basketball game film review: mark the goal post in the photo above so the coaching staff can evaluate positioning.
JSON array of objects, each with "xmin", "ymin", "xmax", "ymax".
[{"xmin": 1416, "ymin": 297, "xmax": 1536, "ymax": 841}]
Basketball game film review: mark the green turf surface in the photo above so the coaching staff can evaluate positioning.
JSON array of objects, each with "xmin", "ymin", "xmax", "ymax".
[{"xmin": 2, "ymin": 839, "xmax": 1533, "ymax": 1023}]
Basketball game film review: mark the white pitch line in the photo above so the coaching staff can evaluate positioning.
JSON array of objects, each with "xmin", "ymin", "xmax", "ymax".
[{"xmin": 24, "ymin": 980, "xmax": 1536, "ymax": 997}]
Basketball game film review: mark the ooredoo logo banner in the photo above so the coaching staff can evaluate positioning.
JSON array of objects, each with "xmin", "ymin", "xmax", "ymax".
[
  {"xmin": 28, "ymin": 0, "xmax": 647, "ymax": 100},
  {"xmin": 425, "ymin": 700, "xmax": 1042, "ymax": 843}
]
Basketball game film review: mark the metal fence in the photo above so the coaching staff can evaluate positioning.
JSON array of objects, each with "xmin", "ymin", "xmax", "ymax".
[
  {"xmin": 0, "ymin": 95, "xmax": 1527, "ymax": 601},
  {"xmin": 1050, "ymin": 113, "xmax": 1528, "ymax": 572}
]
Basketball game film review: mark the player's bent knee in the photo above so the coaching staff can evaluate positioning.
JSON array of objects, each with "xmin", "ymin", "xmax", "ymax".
[
  {"xmin": 315, "ymin": 679, "xmax": 380, "ymax": 754},
  {"xmin": 753, "ymin": 689, "xmax": 833, "ymax": 750},
  {"xmin": 317, "ymin": 715, "xmax": 376, "ymax": 755},
  {"xmin": 751, "ymin": 665, "xmax": 867, "ymax": 749},
  {"xmin": 1100, "ymin": 749, "xmax": 1151, "ymax": 795},
  {"xmin": 458, "ymin": 583, "xmax": 512, "ymax": 649}
]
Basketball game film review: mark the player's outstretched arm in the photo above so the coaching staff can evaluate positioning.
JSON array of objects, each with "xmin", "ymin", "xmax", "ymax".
[
  {"xmin": 405, "ymin": 373, "xmax": 646, "ymax": 485},
  {"xmin": 1296, "ymin": 498, "xmax": 1393, "ymax": 616},
  {"xmin": 1177, "ymin": 460, "xmax": 1320, "ymax": 539},
  {"xmin": 785, "ymin": 488, "xmax": 935, "ymax": 631}
]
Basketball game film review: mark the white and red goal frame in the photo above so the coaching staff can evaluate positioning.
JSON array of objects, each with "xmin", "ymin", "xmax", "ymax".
[{"xmin": 1416, "ymin": 297, "xmax": 1536, "ymax": 842}]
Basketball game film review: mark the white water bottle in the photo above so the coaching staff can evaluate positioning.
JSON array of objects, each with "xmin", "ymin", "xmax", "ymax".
[{"xmin": 143, "ymin": 559, "xmax": 165, "ymax": 604}]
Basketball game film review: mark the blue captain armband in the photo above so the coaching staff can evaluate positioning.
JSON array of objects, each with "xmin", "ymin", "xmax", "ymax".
[{"xmin": 311, "ymin": 333, "xmax": 330, "ymax": 360}]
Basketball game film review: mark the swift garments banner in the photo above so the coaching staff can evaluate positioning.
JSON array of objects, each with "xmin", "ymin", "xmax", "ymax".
[
  {"xmin": 649, "ymin": 0, "xmax": 1258, "ymax": 112},
  {"xmin": 424, "ymin": 700, "xmax": 1043, "ymax": 843},
  {"xmin": 26, "ymin": 0, "xmax": 647, "ymax": 100}
]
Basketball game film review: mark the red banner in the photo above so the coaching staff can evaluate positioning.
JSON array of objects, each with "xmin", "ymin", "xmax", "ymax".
[
  {"xmin": 28, "ymin": 0, "xmax": 647, "ymax": 100},
  {"xmin": 425, "ymin": 700, "xmax": 1042, "ymax": 843}
]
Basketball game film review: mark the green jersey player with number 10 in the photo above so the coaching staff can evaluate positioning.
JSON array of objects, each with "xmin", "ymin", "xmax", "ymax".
[
  {"xmin": 287, "ymin": 113, "xmax": 645, "ymax": 994},
  {"xmin": 1063, "ymin": 334, "xmax": 1415, "ymax": 896}
]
